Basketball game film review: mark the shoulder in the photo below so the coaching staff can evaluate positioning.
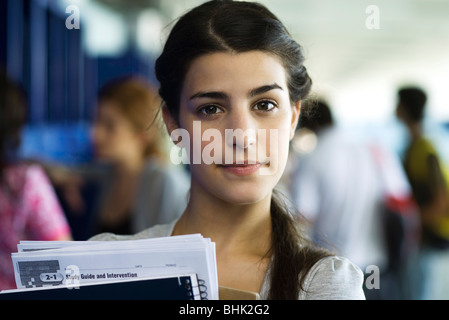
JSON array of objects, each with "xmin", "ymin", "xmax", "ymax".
[
  {"xmin": 3, "ymin": 162, "xmax": 41, "ymax": 178},
  {"xmin": 141, "ymin": 161, "xmax": 190, "ymax": 188},
  {"xmin": 13, "ymin": 163, "xmax": 52, "ymax": 187},
  {"xmin": 143, "ymin": 160, "xmax": 186, "ymax": 177},
  {"xmin": 410, "ymin": 137, "xmax": 437, "ymax": 157},
  {"xmin": 300, "ymin": 256, "xmax": 365, "ymax": 300},
  {"xmin": 89, "ymin": 221, "xmax": 176, "ymax": 241},
  {"xmin": 23, "ymin": 163, "xmax": 50, "ymax": 181},
  {"xmin": 2, "ymin": 163, "xmax": 49, "ymax": 192}
]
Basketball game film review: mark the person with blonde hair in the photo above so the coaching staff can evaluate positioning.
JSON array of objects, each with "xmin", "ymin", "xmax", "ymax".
[{"xmin": 91, "ymin": 76, "xmax": 189, "ymax": 235}]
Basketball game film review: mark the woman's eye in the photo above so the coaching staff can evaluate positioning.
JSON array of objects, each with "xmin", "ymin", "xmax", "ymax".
[
  {"xmin": 253, "ymin": 101, "xmax": 276, "ymax": 112},
  {"xmin": 199, "ymin": 105, "xmax": 223, "ymax": 116}
]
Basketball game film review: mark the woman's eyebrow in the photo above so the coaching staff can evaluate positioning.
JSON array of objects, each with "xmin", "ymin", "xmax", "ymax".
[
  {"xmin": 189, "ymin": 91, "xmax": 228, "ymax": 101},
  {"xmin": 189, "ymin": 83, "xmax": 283, "ymax": 101},
  {"xmin": 249, "ymin": 83, "xmax": 283, "ymax": 97}
]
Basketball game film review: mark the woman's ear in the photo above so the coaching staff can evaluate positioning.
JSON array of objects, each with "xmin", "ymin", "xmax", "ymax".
[
  {"xmin": 162, "ymin": 104, "xmax": 179, "ymax": 136},
  {"xmin": 290, "ymin": 100, "xmax": 301, "ymax": 140}
]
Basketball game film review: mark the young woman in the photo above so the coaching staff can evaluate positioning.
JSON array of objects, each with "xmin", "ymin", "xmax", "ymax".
[
  {"xmin": 90, "ymin": 77, "xmax": 190, "ymax": 235},
  {"xmin": 91, "ymin": 0, "xmax": 365, "ymax": 299}
]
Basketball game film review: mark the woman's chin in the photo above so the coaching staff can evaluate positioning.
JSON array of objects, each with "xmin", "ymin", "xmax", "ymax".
[{"xmin": 215, "ymin": 188, "xmax": 272, "ymax": 206}]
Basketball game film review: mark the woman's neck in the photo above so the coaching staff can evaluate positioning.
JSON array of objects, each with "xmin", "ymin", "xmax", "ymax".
[
  {"xmin": 173, "ymin": 180, "xmax": 273, "ymax": 292},
  {"xmin": 173, "ymin": 181, "xmax": 272, "ymax": 257},
  {"xmin": 113, "ymin": 156, "xmax": 145, "ymax": 175},
  {"xmin": 407, "ymin": 121, "xmax": 423, "ymax": 141}
]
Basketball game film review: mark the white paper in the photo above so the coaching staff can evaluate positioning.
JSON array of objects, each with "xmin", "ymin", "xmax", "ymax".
[{"xmin": 10, "ymin": 235, "xmax": 218, "ymax": 300}]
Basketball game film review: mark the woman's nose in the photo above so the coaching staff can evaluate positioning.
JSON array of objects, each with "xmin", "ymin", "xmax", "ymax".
[{"xmin": 224, "ymin": 110, "xmax": 257, "ymax": 150}]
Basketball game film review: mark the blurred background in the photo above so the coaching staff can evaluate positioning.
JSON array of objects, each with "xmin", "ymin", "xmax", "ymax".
[
  {"xmin": 1, "ymin": 0, "xmax": 448, "ymax": 165},
  {"xmin": 1, "ymin": 0, "xmax": 449, "ymax": 299}
]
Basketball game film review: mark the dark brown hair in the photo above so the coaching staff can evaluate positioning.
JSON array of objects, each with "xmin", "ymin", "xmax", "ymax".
[
  {"xmin": 397, "ymin": 86, "xmax": 427, "ymax": 122},
  {"xmin": 155, "ymin": 0, "xmax": 330, "ymax": 299},
  {"xmin": 299, "ymin": 100, "xmax": 334, "ymax": 133},
  {"xmin": 0, "ymin": 71, "xmax": 27, "ymax": 178}
]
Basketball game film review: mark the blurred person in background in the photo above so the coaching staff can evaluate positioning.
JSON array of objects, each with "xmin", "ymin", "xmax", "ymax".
[
  {"xmin": 0, "ymin": 71, "xmax": 72, "ymax": 290},
  {"xmin": 89, "ymin": 77, "xmax": 190, "ymax": 235},
  {"xmin": 396, "ymin": 87, "xmax": 449, "ymax": 249},
  {"xmin": 288, "ymin": 100, "xmax": 418, "ymax": 299},
  {"xmin": 395, "ymin": 87, "xmax": 449, "ymax": 300}
]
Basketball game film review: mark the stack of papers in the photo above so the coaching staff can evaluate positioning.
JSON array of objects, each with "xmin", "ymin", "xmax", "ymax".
[{"xmin": 1, "ymin": 234, "xmax": 218, "ymax": 300}]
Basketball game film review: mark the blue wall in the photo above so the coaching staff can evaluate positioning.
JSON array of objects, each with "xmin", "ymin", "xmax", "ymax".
[{"xmin": 1, "ymin": 0, "xmax": 156, "ymax": 164}]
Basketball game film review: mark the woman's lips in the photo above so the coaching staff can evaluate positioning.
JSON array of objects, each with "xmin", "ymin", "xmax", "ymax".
[{"xmin": 219, "ymin": 162, "xmax": 263, "ymax": 176}]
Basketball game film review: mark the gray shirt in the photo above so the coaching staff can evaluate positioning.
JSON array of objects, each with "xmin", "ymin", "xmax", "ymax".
[
  {"xmin": 88, "ymin": 160, "xmax": 189, "ymax": 234},
  {"xmin": 90, "ymin": 221, "xmax": 366, "ymax": 300}
]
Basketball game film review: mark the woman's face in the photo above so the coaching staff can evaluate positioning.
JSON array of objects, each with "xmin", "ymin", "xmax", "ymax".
[
  {"xmin": 172, "ymin": 51, "xmax": 300, "ymax": 204},
  {"xmin": 91, "ymin": 102, "xmax": 144, "ymax": 164}
]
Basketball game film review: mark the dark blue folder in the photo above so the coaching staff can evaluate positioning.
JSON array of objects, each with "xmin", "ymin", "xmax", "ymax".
[{"xmin": 0, "ymin": 275, "xmax": 202, "ymax": 300}]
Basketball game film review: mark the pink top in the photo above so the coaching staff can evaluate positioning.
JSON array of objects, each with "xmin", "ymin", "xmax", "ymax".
[{"xmin": 0, "ymin": 164, "xmax": 71, "ymax": 290}]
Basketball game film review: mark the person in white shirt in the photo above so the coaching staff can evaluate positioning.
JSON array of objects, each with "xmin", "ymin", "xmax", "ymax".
[{"xmin": 289, "ymin": 100, "xmax": 417, "ymax": 299}]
